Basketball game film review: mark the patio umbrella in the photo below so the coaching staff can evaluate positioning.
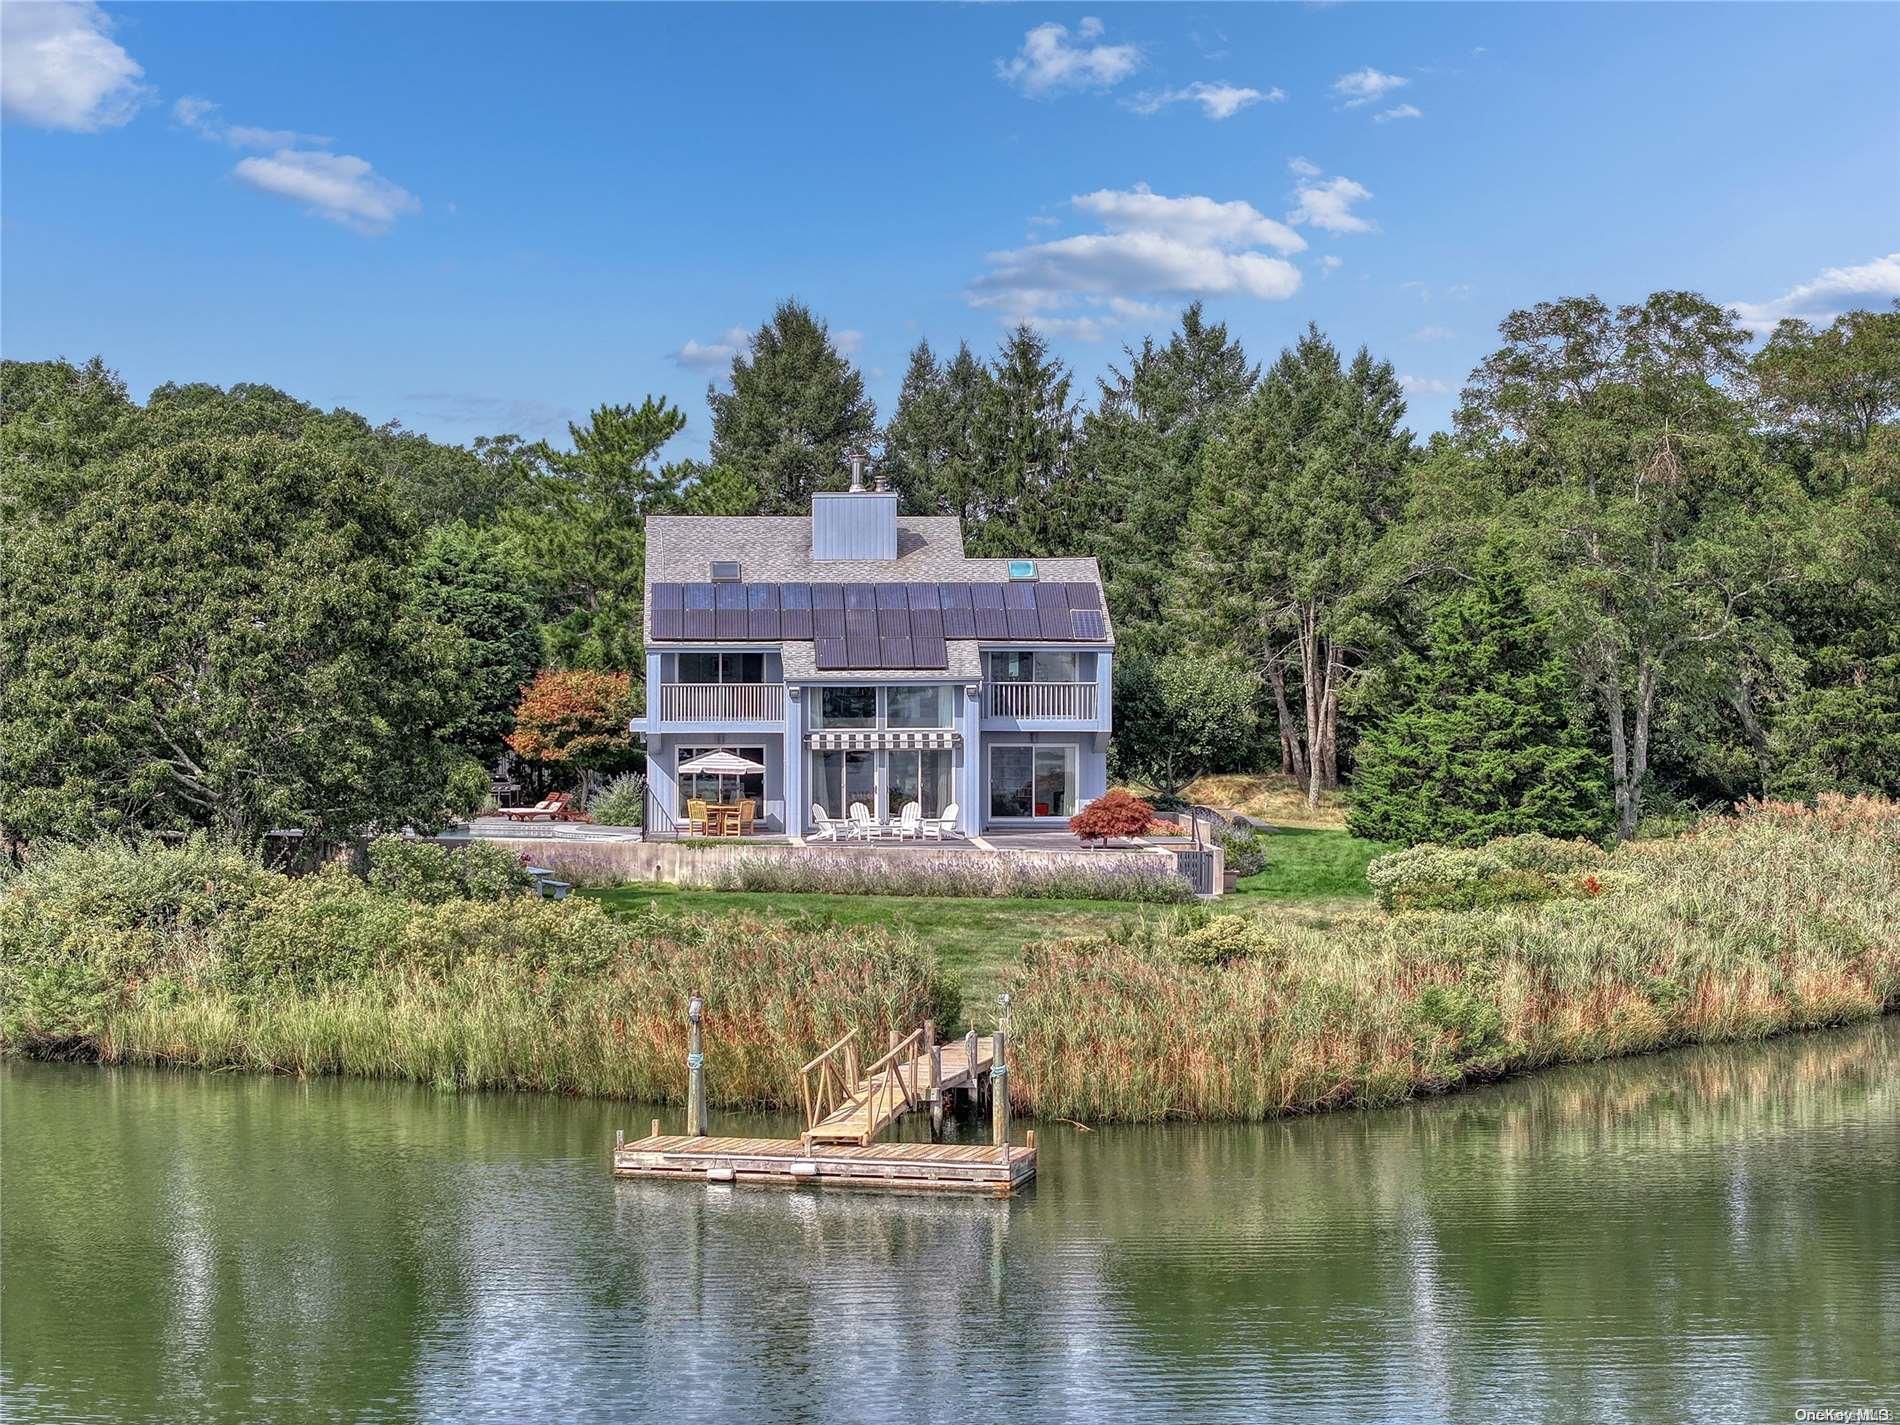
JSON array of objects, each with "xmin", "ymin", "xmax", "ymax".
[{"xmin": 676, "ymin": 749, "xmax": 766, "ymax": 805}]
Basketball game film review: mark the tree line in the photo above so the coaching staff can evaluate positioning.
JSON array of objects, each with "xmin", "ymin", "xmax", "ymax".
[{"xmin": 2, "ymin": 293, "xmax": 1893, "ymax": 852}]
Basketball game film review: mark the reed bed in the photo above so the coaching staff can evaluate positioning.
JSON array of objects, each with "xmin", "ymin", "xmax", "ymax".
[
  {"xmin": 1, "ymin": 840, "xmax": 955, "ymax": 1106},
  {"xmin": 713, "ymin": 848, "xmax": 1194, "ymax": 903},
  {"xmin": 1011, "ymin": 796, "xmax": 1900, "ymax": 1121}
]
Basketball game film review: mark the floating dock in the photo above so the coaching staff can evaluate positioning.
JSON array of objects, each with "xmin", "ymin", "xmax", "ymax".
[
  {"xmin": 614, "ymin": 1005, "xmax": 1036, "ymax": 1197},
  {"xmin": 612, "ymin": 1133, "xmax": 1036, "ymax": 1197}
]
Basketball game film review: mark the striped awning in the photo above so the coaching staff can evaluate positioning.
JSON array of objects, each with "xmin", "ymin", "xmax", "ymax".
[{"xmin": 806, "ymin": 729, "xmax": 961, "ymax": 751}]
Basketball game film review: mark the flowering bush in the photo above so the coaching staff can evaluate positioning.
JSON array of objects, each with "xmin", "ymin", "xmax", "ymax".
[
  {"xmin": 1487, "ymin": 833, "xmax": 1608, "ymax": 875},
  {"xmin": 1070, "ymin": 789, "xmax": 1156, "ymax": 844},
  {"xmin": 714, "ymin": 849, "xmax": 1194, "ymax": 904},
  {"xmin": 589, "ymin": 772, "xmax": 646, "ymax": 828}
]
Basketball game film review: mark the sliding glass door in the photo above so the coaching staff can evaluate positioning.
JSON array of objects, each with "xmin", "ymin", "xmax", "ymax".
[
  {"xmin": 810, "ymin": 749, "xmax": 877, "ymax": 821},
  {"xmin": 988, "ymin": 744, "xmax": 1076, "ymax": 819},
  {"xmin": 810, "ymin": 748, "xmax": 955, "ymax": 822},
  {"xmin": 886, "ymin": 749, "xmax": 954, "ymax": 818}
]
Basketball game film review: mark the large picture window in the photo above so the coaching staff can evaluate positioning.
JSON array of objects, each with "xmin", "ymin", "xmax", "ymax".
[
  {"xmin": 885, "ymin": 684, "xmax": 951, "ymax": 729},
  {"xmin": 988, "ymin": 744, "xmax": 1076, "ymax": 819}
]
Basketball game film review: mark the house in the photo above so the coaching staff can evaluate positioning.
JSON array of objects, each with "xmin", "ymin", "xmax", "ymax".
[{"xmin": 632, "ymin": 471, "xmax": 1113, "ymax": 838}]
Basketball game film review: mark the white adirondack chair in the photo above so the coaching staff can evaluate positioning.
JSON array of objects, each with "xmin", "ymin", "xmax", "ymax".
[
  {"xmin": 809, "ymin": 804, "xmax": 843, "ymax": 842},
  {"xmin": 847, "ymin": 802, "xmax": 878, "ymax": 840},
  {"xmin": 895, "ymin": 801, "xmax": 924, "ymax": 840},
  {"xmin": 924, "ymin": 802, "xmax": 962, "ymax": 841}
]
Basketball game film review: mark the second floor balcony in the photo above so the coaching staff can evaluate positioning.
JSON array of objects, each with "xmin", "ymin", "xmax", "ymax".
[
  {"xmin": 658, "ymin": 681, "xmax": 786, "ymax": 724},
  {"xmin": 986, "ymin": 680, "xmax": 1098, "ymax": 720}
]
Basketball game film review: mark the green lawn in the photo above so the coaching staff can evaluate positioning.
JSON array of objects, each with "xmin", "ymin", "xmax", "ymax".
[{"xmin": 581, "ymin": 828, "xmax": 1386, "ymax": 1019}]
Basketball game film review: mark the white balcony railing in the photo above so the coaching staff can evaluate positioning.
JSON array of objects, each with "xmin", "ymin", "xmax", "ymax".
[
  {"xmin": 986, "ymin": 680, "xmax": 1097, "ymax": 720},
  {"xmin": 658, "ymin": 682, "xmax": 786, "ymax": 723}
]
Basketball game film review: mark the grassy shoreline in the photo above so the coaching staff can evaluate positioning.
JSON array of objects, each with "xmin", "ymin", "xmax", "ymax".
[{"xmin": 3, "ymin": 800, "xmax": 1894, "ymax": 1121}]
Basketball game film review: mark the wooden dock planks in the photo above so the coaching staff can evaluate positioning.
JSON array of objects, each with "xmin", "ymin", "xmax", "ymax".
[{"xmin": 613, "ymin": 1133, "xmax": 1036, "ymax": 1197}]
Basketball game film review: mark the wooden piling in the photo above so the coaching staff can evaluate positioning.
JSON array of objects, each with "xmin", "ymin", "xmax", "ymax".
[
  {"xmin": 686, "ymin": 993, "xmax": 708, "ymax": 1137},
  {"xmin": 991, "ymin": 1027, "xmax": 1010, "ymax": 1151},
  {"xmin": 925, "ymin": 1020, "xmax": 943, "ymax": 1140},
  {"xmin": 651, "ymin": 1118, "xmax": 662, "ymax": 1141}
]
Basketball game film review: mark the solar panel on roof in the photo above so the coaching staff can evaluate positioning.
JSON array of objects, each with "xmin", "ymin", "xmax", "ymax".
[
  {"xmin": 746, "ymin": 583, "xmax": 781, "ymax": 639},
  {"xmin": 877, "ymin": 604, "xmax": 909, "ymax": 638},
  {"xmin": 1006, "ymin": 604, "xmax": 1040, "ymax": 639},
  {"xmin": 683, "ymin": 582, "xmax": 715, "ymax": 639},
  {"xmin": 1069, "ymin": 608, "xmax": 1107, "ymax": 640},
  {"xmin": 1063, "ymin": 582, "xmax": 1102, "ymax": 611},
  {"xmin": 939, "ymin": 583, "xmax": 976, "ymax": 638},
  {"xmin": 812, "ymin": 583, "xmax": 844, "ymax": 609},
  {"xmin": 1002, "ymin": 583, "xmax": 1037, "ymax": 609},
  {"xmin": 1035, "ymin": 584, "xmax": 1071, "ymax": 639},
  {"xmin": 844, "ymin": 607, "xmax": 878, "ymax": 641},
  {"xmin": 813, "ymin": 606, "xmax": 845, "ymax": 639},
  {"xmin": 846, "ymin": 632, "xmax": 880, "ymax": 668},
  {"xmin": 652, "ymin": 607, "xmax": 685, "ymax": 640},
  {"xmin": 881, "ymin": 636, "xmax": 915, "ymax": 667},
  {"xmin": 974, "ymin": 605, "xmax": 1008, "ymax": 639},
  {"xmin": 911, "ymin": 634, "xmax": 948, "ymax": 669},
  {"xmin": 780, "ymin": 583, "xmax": 813, "ymax": 639},
  {"xmin": 875, "ymin": 583, "xmax": 907, "ymax": 610},
  {"xmin": 844, "ymin": 584, "xmax": 877, "ymax": 611},
  {"xmin": 910, "ymin": 607, "xmax": 943, "ymax": 642},
  {"xmin": 814, "ymin": 638, "xmax": 847, "ymax": 670},
  {"xmin": 714, "ymin": 582, "xmax": 747, "ymax": 639},
  {"xmin": 651, "ymin": 583, "xmax": 684, "ymax": 610},
  {"xmin": 906, "ymin": 584, "xmax": 941, "ymax": 611}
]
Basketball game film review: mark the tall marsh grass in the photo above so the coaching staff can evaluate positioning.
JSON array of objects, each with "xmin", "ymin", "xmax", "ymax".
[
  {"xmin": 1011, "ymin": 796, "xmax": 1900, "ymax": 1121},
  {"xmin": 714, "ymin": 849, "xmax": 1194, "ymax": 903},
  {"xmin": 1, "ymin": 838, "xmax": 954, "ymax": 1106}
]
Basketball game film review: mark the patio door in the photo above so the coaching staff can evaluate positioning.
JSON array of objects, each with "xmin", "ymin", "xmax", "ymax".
[
  {"xmin": 988, "ymin": 744, "xmax": 1076, "ymax": 819},
  {"xmin": 810, "ymin": 749, "xmax": 877, "ymax": 822},
  {"xmin": 886, "ymin": 749, "xmax": 954, "ymax": 819}
]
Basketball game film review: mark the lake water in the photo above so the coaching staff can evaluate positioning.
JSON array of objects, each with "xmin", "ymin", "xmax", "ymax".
[{"xmin": 4, "ymin": 1021, "xmax": 1896, "ymax": 1423}]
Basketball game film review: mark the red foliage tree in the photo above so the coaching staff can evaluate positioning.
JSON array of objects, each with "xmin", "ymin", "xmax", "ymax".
[
  {"xmin": 505, "ymin": 670, "xmax": 635, "ymax": 788},
  {"xmin": 1069, "ymin": 788, "xmax": 1156, "ymax": 845}
]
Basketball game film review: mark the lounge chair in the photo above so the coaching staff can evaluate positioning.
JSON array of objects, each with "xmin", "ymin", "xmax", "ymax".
[
  {"xmin": 737, "ymin": 798, "xmax": 756, "ymax": 835},
  {"xmin": 923, "ymin": 802, "xmax": 962, "ymax": 841},
  {"xmin": 846, "ymin": 802, "xmax": 878, "ymax": 841},
  {"xmin": 894, "ymin": 802, "xmax": 924, "ymax": 840},
  {"xmin": 809, "ymin": 804, "xmax": 843, "ymax": 842},
  {"xmin": 686, "ymin": 798, "xmax": 708, "ymax": 836},
  {"xmin": 498, "ymin": 792, "xmax": 574, "ymax": 823}
]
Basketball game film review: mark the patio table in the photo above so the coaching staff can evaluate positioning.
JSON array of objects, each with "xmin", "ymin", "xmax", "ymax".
[{"xmin": 706, "ymin": 805, "xmax": 742, "ymax": 838}]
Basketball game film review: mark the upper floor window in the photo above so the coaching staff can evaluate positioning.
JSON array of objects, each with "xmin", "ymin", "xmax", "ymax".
[
  {"xmin": 678, "ymin": 651, "xmax": 765, "ymax": 684},
  {"xmin": 812, "ymin": 686, "xmax": 877, "ymax": 728},
  {"xmin": 886, "ymin": 684, "xmax": 952, "ymax": 729},
  {"xmin": 988, "ymin": 651, "xmax": 1085, "ymax": 683},
  {"xmin": 810, "ymin": 684, "xmax": 952, "ymax": 729}
]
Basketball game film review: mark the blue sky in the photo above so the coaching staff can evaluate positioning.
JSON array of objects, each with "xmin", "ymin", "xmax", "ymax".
[{"xmin": 4, "ymin": 2, "xmax": 1896, "ymax": 459}]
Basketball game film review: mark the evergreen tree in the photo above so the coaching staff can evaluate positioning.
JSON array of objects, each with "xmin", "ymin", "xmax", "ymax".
[
  {"xmin": 882, "ymin": 340, "xmax": 989, "ymax": 517},
  {"xmin": 707, "ymin": 299, "xmax": 877, "ymax": 513},
  {"xmin": 966, "ymin": 325, "xmax": 1083, "ymax": 556},
  {"xmin": 1095, "ymin": 303, "xmax": 1258, "ymax": 651},
  {"xmin": 1175, "ymin": 325, "xmax": 1410, "ymax": 801},
  {"xmin": 1347, "ymin": 544, "xmax": 1613, "ymax": 847}
]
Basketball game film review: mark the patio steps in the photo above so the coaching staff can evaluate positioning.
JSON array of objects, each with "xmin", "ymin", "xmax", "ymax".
[{"xmin": 805, "ymin": 1037, "xmax": 995, "ymax": 1145}]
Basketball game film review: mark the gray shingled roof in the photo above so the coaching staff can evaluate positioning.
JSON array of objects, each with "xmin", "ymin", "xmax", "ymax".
[{"xmin": 642, "ymin": 513, "xmax": 1113, "ymax": 645}]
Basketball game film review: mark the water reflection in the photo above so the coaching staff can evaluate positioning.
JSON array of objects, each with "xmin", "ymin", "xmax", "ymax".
[{"xmin": 3, "ymin": 1021, "xmax": 1894, "ymax": 1422}]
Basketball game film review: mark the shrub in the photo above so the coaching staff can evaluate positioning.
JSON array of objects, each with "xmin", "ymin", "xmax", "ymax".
[
  {"xmin": 1487, "ymin": 833, "xmax": 1608, "ymax": 875},
  {"xmin": 366, "ymin": 836, "xmax": 532, "ymax": 904},
  {"xmin": 1171, "ymin": 916, "xmax": 1260, "ymax": 967},
  {"xmin": 1070, "ymin": 789, "xmax": 1156, "ymax": 844},
  {"xmin": 590, "ymin": 772, "xmax": 646, "ymax": 828},
  {"xmin": 1364, "ymin": 844, "xmax": 1512, "ymax": 910},
  {"xmin": 713, "ymin": 849, "xmax": 1194, "ymax": 904},
  {"xmin": 1217, "ymin": 826, "xmax": 1269, "ymax": 878},
  {"xmin": 444, "ymin": 757, "xmax": 494, "ymax": 820}
]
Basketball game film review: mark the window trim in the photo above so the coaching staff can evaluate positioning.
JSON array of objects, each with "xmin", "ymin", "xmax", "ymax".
[{"xmin": 985, "ymin": 740, "xmax": 1079, "ymax": 821}]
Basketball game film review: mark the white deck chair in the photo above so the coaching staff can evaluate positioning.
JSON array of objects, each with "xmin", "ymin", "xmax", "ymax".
[
  {"xmin": 895, "ymin": 802, "xmax": 924, "ymax": 840},
  {"xmin": 847, "ymin": 802, "xmax": 878, "ymax": 841},
  {"xmin": 923, "ymin": 802, "xmax": 962, "ymax": 841},
  {"xmin": 809, "ymin": 804, "xmax": 842, "ymax": 842}
]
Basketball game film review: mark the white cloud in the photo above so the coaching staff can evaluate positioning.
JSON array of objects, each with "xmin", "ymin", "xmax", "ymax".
[
  {"xmin": 1730, "ymin": 253, "xmax": 1900, "ymax": 332},
  {"xmin": 1287, "ymin": 156, "xmax": 1322, "ymax": 178},
  {"xmin": 671, "ymin": 327, "xmax": 751, "ymax": 371},
  {"xmin": 997, "ymin": 19, "xmax": 1141, "ymax": 97},
  {"xmin": 834, "ymin": 328, "xmax": 865, "ymax": 356},
  {"xmin": 1, "ymin": 0, "xmax": 149, "ymax": 131},
  {"xmin": 232, "ymin": 149, "xmax": 420, "ymax": 234},
  {"xmin": 1320, "ymin": 255, "xmax": 1344, "ymax": 277},
  {"xmin": 1332, "ymin": 67, "xmax": 1408, "ymax": 107},
  {"xmin": 1287, "ymin": 175, "xmax": 1375, "ymax": 234},
  {"xmin": 1373, "ymin": 103, "xmax": 1422, "ymax": 123},
  {"xmin": 1127, "ymin": 80, "xmax": 1284, "ymax": 121},
  {"xmin": 1074, "ymin": 183, "xmax": 1305, "ymax": 254},
  {"xmin": 971, "ymin": 183, "xmax": 1304, "ymax": 336},
  {"xmin": 1399, "ymin": 374, "xmax": 1451, "ymax": 396},
  {"xmin": 1411, "ymin": 324, "xmax": 1455, "ymax": 341},
  {"xmin": 174, "ymin": 95, "xmax": 329, "ymax": 150}
]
